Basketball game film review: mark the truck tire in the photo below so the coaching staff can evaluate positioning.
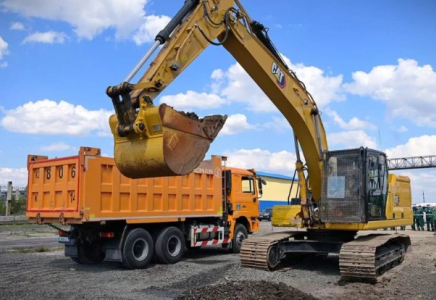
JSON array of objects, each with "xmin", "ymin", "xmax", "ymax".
[
  {"xmin": 70, "ymin": 257, "xmax": 82, "ymax": 264},
  {"xmin": 232, "ymin": 224, "xmax": 248, "ymax": 253},
  {"xmin": 71, "ymin": 242, "xmax": 105, "ymax": 264},
  {"xmin": 81, "ymin": 241, "xmax": 105, "ymax": 264},
  {"xmin": 155, "ymin": 226, "xmax": 185, "ymax": 264},
  {"xmin": 122, "ymin": 228, "xmax": 154, "ymax": 269}
]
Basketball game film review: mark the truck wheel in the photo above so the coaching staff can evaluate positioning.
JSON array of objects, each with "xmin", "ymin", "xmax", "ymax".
[
  {"xmin": 70, "ymin": 257, "xmax": 82, "ymax": 264},
  {"xmin": 71, "ymin": 242, "xmax": 104, "ymax": 264},
  {"xmin": 155, "ymin": 227, "xmax": 185, "ymax": 264},
  {"xmin": 122, "ymin": 228, "xmax": 154, "ymax": 269},
  {"xmin": 232, "ymin": 224, "xmax": 248, "ymax": 253},
  {"xmin": 80, "ymin": 241, "xmax": 105, "ymax": 264}
]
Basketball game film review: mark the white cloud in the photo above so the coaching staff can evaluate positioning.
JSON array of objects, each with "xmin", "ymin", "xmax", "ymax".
[
  {"xmin": 0, "ymin": 62, "xmax": 7, "ymax": 68},
  {"xmin": 397, "ymin": 126, "xmax": 408, "ymax": 133},
  {"xmin": 159, "ymin": 90, "xmax": 227, "ymax": 111},
  {"xmin": 325, "ymin": 108, "xmax": 376, "ymax": 130},
  {"xmin": 0, "ymin": 168, "xmax": 28, "ymax": 186},
  {"xmin": 328, "ymin": 130, "xmax": 378, "ymax": 149},
  {"xmin": 215, "ymin": 63, "xmax": 276, "ymax": 112},
  {"xmin": 40, "ymin": 142, "xmax": 76, "ymax": 152},
  {"xmin": 282, "ymin": 56, "xmax": 345, "ymax": 107},
  {"xmin": 1, "ymin": 0, "xmax": 168, "ymax": 42},
  {"xmin": 133, "ymin": 15, "xmax": 171, "ymax": 45},
  {"xmin": 23, "ymin": 31, "xmax": 67, "ymax": 44},
  {"xmin": 159, "ymin": 56, "xmax": 343, "ymax": 114},
  {"xmin": 10, "ymin": 22, "xmax": 24, "ymax": 30},
  {"xmin": 385, "ymin": 135, "xmax": 436, "ymax": 158},
  {"xmin": 344, "ymin": 59, "xmax": 436, "ymax": 127},
  {"xmin": 0, "ymin": 99, "xmax": 113, "ymax": 136},
  {"xmin": 223, "ymin": 148, "xmax": 297, "ymax": 175},
  {"xmin": 393, "ymin": 170, "xmax": 436, "ymax": 205},
  {"xmin": 0, "ymin": 36, "xmax": 8, "ymax": 59},
  {"xmin": 220, "ymin": 114, "xmax": 254, "ymax": 135},
  {"xmin": 210, "ymin": 58, "xmax": 344, "ymax": 112},
  {"xmin": 264, "ymin": 116, "xmax": 290, "ymax": 132}
]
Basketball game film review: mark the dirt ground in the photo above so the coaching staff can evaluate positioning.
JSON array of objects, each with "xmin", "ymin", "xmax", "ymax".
[
  {"xmin": 176, "ymin": 280, "xmax": 317, "ymax": 300},
  {"xmin": 0, "ymin": 222, "xmax": 435, "ymax": 300}
]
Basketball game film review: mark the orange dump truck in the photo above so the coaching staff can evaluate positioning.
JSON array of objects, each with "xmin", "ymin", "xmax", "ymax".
[{"xmin": 26, "ymin": 147, "xmax": 261, "ymax": 269}]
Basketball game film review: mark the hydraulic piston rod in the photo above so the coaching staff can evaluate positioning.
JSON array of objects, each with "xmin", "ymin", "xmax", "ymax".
[
  {"xmin": 124, "ymin": 0, "xmax": 200, "ymax": 83},
  {"xmin": 124, "ymin": 41, "xmax": 160, "ymax": 83}
]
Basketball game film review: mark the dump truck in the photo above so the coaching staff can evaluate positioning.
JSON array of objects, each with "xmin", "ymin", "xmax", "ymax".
[{"xmin": 26, "ymin": 147, "xmax": 261, "ymax": 269}]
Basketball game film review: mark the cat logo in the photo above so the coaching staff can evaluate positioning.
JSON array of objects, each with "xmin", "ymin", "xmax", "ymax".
[{"xmin": 271, "ymin": 62, "xmax": 286, "ymax": 89}]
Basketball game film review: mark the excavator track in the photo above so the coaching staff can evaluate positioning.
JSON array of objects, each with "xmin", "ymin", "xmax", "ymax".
[
  {"xmin": 240, "ymin": 231, "xmax": 298, "ymax": 270},
  {"xmin": 339, "ymin": 234, "xmax": 411, "ymax": 283}
]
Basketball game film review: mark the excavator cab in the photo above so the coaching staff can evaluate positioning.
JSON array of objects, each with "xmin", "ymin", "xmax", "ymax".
[{"xmin": 319, "ymin": 147, "xmax": 389, "ymax": 223}]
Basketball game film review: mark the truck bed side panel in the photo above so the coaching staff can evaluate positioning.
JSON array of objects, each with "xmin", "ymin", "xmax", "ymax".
[{"xmin": 27, "ymin": 155, "xmax": 223, "ymax": 223}]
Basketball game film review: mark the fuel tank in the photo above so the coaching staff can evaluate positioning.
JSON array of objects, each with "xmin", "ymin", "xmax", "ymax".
[{"xmin": 109, "ymin": 104, "xmax": 227, "ymax": 179}]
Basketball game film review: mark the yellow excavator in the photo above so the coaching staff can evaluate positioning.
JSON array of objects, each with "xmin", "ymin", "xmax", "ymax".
[{"xmin": 106, "ymin": 0, "xmax": 412, "ymax": 281}]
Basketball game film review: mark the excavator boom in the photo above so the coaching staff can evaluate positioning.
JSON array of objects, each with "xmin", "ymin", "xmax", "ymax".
[{"xmin": 107, "ymin": 0, "xmax": 326, "ymax": 190}]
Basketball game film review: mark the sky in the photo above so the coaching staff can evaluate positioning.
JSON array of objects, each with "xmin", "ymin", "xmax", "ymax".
[{"xmin": 0, "ymin": 0, "xmax": 435, "ymax": 203}]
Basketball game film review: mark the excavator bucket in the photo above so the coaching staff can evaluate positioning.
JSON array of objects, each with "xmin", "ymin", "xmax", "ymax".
[{"xmin": 109, "ymin": 104, "xmax": 227, "ymax": 179}]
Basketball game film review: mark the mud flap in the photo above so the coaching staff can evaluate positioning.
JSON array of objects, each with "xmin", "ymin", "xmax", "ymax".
[
  {"xmin": 109, "ymin": 104, "xmax": 227, "ymax": 178},
  {"xmin": 64, "ymin": 238, "xmax": 79, "ymax": 257}
]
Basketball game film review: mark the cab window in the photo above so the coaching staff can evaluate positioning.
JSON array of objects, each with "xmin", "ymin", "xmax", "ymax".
[{"xmin": 242, "ymin": 176, "xmax": 255, "ymax": 194}]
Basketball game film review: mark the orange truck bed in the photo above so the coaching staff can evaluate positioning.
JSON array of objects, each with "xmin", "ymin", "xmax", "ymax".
[{"xmin": 26, "ymin": 147, "xmax": 223, "ymax": 224}]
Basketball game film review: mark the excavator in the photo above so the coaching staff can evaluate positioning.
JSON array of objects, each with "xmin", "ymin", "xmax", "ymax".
[{"xmin": 106, "ymin": 0, "xmax": 412, "ymax": 282}]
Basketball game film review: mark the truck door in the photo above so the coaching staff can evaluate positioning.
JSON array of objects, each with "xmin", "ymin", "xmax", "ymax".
[{"xmin": 237, "ymin": 175, "xmax": 258, "ymax": 217}]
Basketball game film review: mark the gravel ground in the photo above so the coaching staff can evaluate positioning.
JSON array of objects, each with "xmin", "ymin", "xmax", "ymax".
[
  {"xmin": 0, "ymin": 223, "xmax": 435, "ymax": 300},
  {"xmin": 176, "ymin": 280, "xmax": 317, "ymax": 300}
]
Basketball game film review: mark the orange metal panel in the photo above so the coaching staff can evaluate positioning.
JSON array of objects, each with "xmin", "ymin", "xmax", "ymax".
[
  {"xmin": 27, "ymin": 154, "xmax": 223, "ymax": 224},
  {"xmin": 27, "ymin": 156, "xmax": 81, "ymax": 220}
]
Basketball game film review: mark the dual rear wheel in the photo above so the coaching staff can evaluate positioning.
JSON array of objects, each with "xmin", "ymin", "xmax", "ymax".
[
  {"xmin": 121, "ymin": 227, "xmax": 185, "ymax": 269},
  {"xmin": 71, "ymin": 223, "xmax": 249, "ymax": 269}
]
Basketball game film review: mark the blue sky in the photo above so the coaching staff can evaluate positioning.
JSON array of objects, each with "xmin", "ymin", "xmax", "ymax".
[{"xmin": 0, "ymin": 0, "xmax": 435, "ymax": 203}]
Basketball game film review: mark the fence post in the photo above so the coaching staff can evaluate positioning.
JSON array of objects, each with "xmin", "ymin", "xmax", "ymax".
[{"xmin": 6, "ymin": 181, "xmax": 12, "ymax": 216}]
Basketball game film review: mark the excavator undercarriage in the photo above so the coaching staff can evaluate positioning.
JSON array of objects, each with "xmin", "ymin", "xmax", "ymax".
[{"xmin": 241, "ymin": 231, "xmax": 411, "ymax": 282}]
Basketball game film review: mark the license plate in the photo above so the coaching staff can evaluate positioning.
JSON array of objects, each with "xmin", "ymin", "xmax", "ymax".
[{"xmin": 58, "ymin": 236, "xmax": 70, "ymax": 243}]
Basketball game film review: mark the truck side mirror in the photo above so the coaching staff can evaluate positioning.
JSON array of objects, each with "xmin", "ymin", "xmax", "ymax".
[{"xmin": 258, "ymin": 177, "xmax": 266, "ymax": 197}]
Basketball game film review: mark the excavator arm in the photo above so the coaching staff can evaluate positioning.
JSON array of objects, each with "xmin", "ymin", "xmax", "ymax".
[{"xmin": 107, "ymin": 0, "xmax": 327, "ymax": 220}]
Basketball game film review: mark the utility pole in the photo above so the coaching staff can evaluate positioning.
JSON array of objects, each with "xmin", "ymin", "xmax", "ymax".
[
  {"xmin": 423, "ymin": 191, "xmax": 425, "ymax": 203},
  {"xmin": 5, "ymin": 181, "xmax": 12, "ymax": 216}
]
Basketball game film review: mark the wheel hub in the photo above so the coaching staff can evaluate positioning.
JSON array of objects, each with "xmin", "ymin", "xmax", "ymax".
[
  {"xmin": 167, "ymin": 235, "xmax": 181, "ymax": 257},
  {"xmin": 132, "ymin": 238, "xmax": 149, "ymax": 261}
]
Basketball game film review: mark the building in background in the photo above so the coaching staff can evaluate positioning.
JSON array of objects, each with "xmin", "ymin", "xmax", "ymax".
[{"xmin": 256, "ymin": 171, "xmax": 298, "ymax": 211}]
